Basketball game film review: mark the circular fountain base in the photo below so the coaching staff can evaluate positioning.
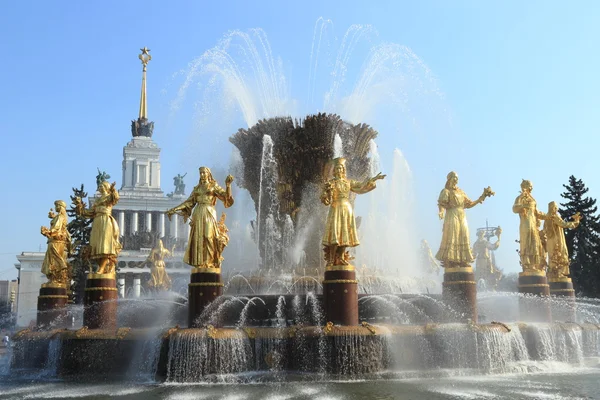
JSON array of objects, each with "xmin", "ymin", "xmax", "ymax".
[
  {"xmin": 37, "ymin": 285, "xmax": 68, "ymax": 328},
  {"xmin": 188, "ymin": 268, "xmax": 223, "ymax": 327},
  {"xmin": 518, "ymin": 271, "xmax": 551, "ymax": 322},
  {"xmin": 323, "ymin": 266, "xmax": 359, "ymax": 326},
  {"xmin": 83, "ymin": 273, "xmax": 118, "ymax": 329},
  {"xmin": 442, "ymin": 267, "xmax": 477, "ymax": 323}
]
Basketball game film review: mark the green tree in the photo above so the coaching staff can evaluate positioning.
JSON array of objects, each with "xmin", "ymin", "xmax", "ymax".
[
  {"xmin": 559, "ymin": 176, "xmax": 600, "ymax": 297},
  {"xmin": 67, "ymin": 184, "xmax": 92, "ymax": 304}
]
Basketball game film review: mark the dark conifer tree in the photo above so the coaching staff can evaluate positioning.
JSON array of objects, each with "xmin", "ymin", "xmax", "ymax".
[
  {"xmin": 559, "ymin": 176, "xmax": 600, "ymax": 297},
  {"xmin": 67, "ymin": 184, "xmax": 92, "ymax": 304}
]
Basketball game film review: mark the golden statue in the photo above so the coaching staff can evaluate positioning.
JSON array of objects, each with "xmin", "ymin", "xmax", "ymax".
[
  {"xmin": 472, "ymin": 228, "xmax": 503, "ymax": 289},
  {"xmin": 74, "ymin": 181, "xmax": 122, "ymax": 275},
  {"xmin": 40, "ymin": 200, "xmax": 72, "ymax": 287},
  {"xmin": 166, "ymin": 167, "xmax": 234, "ymax": 269},
  {"xmin": 321, "ymin": 157, "xmax": 385, "ymax": 267},
  {"xmin": 512, "ymin": 179, "xmax": 547, "ymax": 272},
  {"xmin": 420, "ymin": 239, "xmax": 440, "ymax": 275},
  {"xmin": 436, "ymin": 171, "xmax": 494, "ymax": 268},
  {"xmin": 144, "ymin": 239, "xmax": 175, "ymax": 291},
  {"xmin": 542, "ymin": 201, "xmax": 581, "ymax": 280}
]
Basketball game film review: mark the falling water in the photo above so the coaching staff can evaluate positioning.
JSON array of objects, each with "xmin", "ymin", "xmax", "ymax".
[
  {"xmin": 333, "ymin": 133, "xmax": 343, "ymax": 158},
  {"xmin": 166, "ymin": 330, "xmax": 252, "ymax": 382},
  {"xmin": 257, "ymin": 135, "xmax": 280, "ymax": 268},
  {"xmin": 368, "ymin": 138, "xmax": 380, "ymax": 177},
  {"xmin": 357, "ymin": 148, "xmax": 420, "ymax": 284}
]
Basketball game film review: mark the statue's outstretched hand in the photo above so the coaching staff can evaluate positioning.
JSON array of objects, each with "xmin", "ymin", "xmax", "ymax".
[
  {"xmin": 373, "ymin": 172, "xmax": 386, "ymax": 181},
  {"xmin": 225, "ymin": 175, "xmax": 234, "ymax": 185}
]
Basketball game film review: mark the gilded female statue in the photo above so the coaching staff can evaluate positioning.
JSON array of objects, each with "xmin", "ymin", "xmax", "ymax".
[
  {"xmin": 321, "ymin": 157, "xmax": 385, "ymax": 267},
  {"xmin": 145, "ymin": 239, "xmax": 174, "ymax": 290},
  {"xmin": 542, "ymin": 201, "xmax": 580, "ymax": 279},
  {"xmin": 512, "ymin": 180, "xmax": 547, "ymax": 272},
  {"xmin": 166, "ymin": 167, "xmax": 234, "ymax": 269},
  {"xmin": 436, "ymin": 171, "xmax": 494, "ymax": 268},
  {"xmin": 75, "ymin": 181, "xmax": 121, "ymax": 274},
  {"xmin": 40, "ymin": 200, "xmax": 71, "ymax": 286},
  {"xmin": 472, "ymin": 228, "xmax": 503, "ymax": 289}
]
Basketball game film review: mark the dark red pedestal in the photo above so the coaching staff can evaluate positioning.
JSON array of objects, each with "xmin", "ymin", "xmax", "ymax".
[
  {"xmin": 37, "ymin": 284, "xmax": 69, "ymax": 328},
  {"xmin": 322, "ymin": 266, "xmax": 359, "ymax": 326},
  {"xmin": 518, "ymin": 271, "xmax": 551, "ymax": 322},
  {"xmin": 442, "ymin": 267, "xmax": 477, "ymax": 323},
  {"xmin": 188, "ymin": 268, "xmax": 223, "ymax": 328},
  {"xmin": 549, "ymin": 278, "xmax": 576, "ymax": 322},
  {"xmin": 83, "ymin": 274, "xmax": 118, "ymax": 329}
]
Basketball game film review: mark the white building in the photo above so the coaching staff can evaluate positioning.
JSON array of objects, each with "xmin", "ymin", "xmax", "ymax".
[{"xmin": 14, "ymin": 49, "xmax": 191, "ymax": 327}]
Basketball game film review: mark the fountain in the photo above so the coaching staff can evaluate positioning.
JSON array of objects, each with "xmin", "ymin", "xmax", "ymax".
[{"xmin": 3, "ymin": 23, "xmax": 600, "ymax": 395}]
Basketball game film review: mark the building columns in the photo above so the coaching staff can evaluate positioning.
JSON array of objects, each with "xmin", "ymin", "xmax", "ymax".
[{"xmin": 131, "ymin": 212, "xmax": 138, "ymax": 234}]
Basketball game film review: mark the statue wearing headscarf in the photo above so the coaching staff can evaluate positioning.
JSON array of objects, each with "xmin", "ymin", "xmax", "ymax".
[
  {"xmin": 542, "ymin": 201, "xmax": 580, "ymax": 279},
  {"xmin": 166, "ymin": 167, "xmax": 234, "ymax": 269},
  {"xmin": 512, "ymin": 180, "xmax": 547, "ymax": 272},
  {"xmin": 74, "ymin": 181, "xmax": 121, "ymax": 274},
  {"xmin": 436, "ymin": 171, "xmax": 494, "ymax": 268},
  {"xmin": 321, "ymin": 157, "xmax": 385, "ymax": 267},
  {"xmin": 40, "ymin": 200, "xmax": 71, "ymax": 286}
]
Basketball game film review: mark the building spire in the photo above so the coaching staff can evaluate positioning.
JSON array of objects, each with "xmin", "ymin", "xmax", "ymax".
[
  {"xmin": 138, "ymin": 47, "xmax": 151, "ymax": 119},
  {"xmin": 131, "ymin": 47, "xmax": 154, "ymax": 138}
]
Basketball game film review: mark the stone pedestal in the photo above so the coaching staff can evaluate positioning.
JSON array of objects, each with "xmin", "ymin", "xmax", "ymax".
[
  {"xmin": 549, "ymin": 277, "xmax": 576, "ymax": 322},
  {"xmin": 83, "ymin": 273, "xmax": 118, "ymax": 329},
  {"xmin": 322, "ymin": 265, "xmax": 359, "ymax": 326},
  {"xmin": 518, "ymin": 270, "xmax": 551, "ymax": 322},
  {"xmin": 37, "ymin": 284, "xmax": 69, "ymax": 328},
  {"xmin": 188, "ymin": 268, "xmax": 223, "ymax": 328},
  {"xmin": 442, "ymin": 266, "xmax": 477, "ymax": 323}
]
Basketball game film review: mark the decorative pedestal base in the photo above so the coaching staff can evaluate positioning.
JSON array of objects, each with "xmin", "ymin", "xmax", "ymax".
[
  {"xmin": 188, "ymin": 268, "xmax": 223, "ymax": 328},
  {"xmin": 83, "ymin": 273, "xmax": 118, "ymax": 329},
  {"xmin": 323, "ymin": 265, "xmax": 359, "ymax": 326},
  {"xmin": 37, "ymin": 284, "xmax": 68, "ymax": 328},
  {"xmin": 549, "ymin": 277, "xmax": 576, "ymax": 322},
  {"xmin": 518, "ymin": 271, "xmax": 551, "ymax": 322},
  {"xmin": 442, "ymin": 267, "xmax": 477, "ymax": 323}
]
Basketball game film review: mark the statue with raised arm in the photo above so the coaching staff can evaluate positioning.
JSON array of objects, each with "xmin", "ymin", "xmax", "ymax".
[
  {"xmin": 542, "ymin": 201, "xmax": 581, "ymax": 280},
  {"xmin": 420, "ymin": 239, "xmax": 440, "ymax": 275},
  {"xmin": 74, "ymin": 181, "xmax": 121, "ymax": 274},
  {"xmin": 321, "ymin": 157, "xmax": 385, "ymax": 267},
  {"xmin": 512, "ymin": 180, "xmax": 547, "ymax": 272},
  {"xmin": 174, "ymin": 173, "xmax": 187, "ymax": 195},
  {"xmin": 145, "ymin": 239, "xmax": 175, "ymax": 291},
  {"xmin": 40, "ymin": 200, "xmax": 72, "ymax": 286},
  {"xmin": 473, "ymin": 227, "xmax": 503, "ymax": 289},
  {"xmin": 436, "ymin": 171, "xmax": 494, "ymax": 268},
  {"xmin": 166, "ymin": 167, "xmax": 234, "ymax": 269}
]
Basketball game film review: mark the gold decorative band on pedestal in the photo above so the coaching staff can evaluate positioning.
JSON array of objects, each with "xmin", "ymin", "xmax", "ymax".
[
  {"xmin": 41, "ymin": 282, "xmax": 67, "ymax": 289},
  {"xmin": 88, "ymin": 273, "xmax": 116, "ymax": 280},
  {"xmin": 548, "ymin": 277, "xmax": 572, "ymax": 283},
  {"xmin": 519, "ymin": 270, "xmax": 546, "ymax": 277},
  {"xmin": 38, "ymin": 295, "xmax": 69, "ymax": 299},
  {"xmin": 189, "ymin": 282, "xmax": 225, "ymax": 287},
  {"xmin": 550, "ymin": 289, "xmax": 575, "ymax": 293},
  {"xmin": 444, "ymin": 267, "xmax": 473, "ymax": 274},
  {"xmin": 325, "ymin": 264, "xmax": 356, "ymax": 272},
  {"xmin": 191, "ymin": 267, "xmax": 222, "ymax": 274},
  {"xmin": 442, "ymin": 280, "xmax": 476, "ymax": 285},
  {"xmin": 518, "ymin": 284, "xmax": 549, "ymax": 288},
  {"xmin": 84, "ymin": 287, "xmax": 118, "ymax": 292},
  {"xmin": 322, "ymin": 279, "xmax": 358, "ymax": 284}
]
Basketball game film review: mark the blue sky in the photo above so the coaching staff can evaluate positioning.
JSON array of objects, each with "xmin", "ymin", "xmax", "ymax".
[{"xmin": 1, "ymin": 0, "xmax": 600, "ymax": 281}]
